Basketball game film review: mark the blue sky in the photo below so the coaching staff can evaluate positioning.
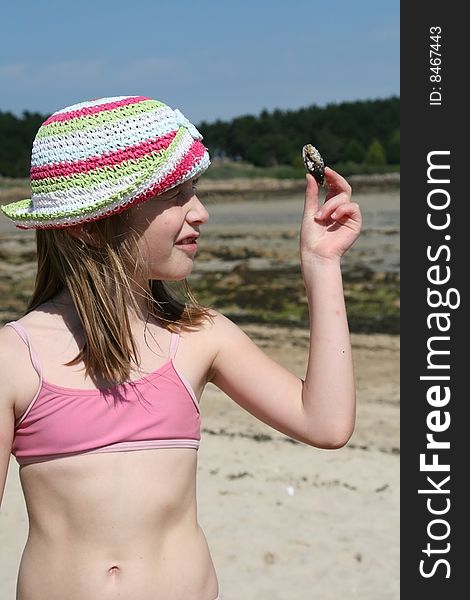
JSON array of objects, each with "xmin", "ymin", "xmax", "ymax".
[{"xmin": 0, "ymin": 0, "xmax": 399, "ymax": 124}]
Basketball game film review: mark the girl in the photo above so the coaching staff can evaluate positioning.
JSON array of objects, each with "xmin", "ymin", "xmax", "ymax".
[{"xmin": 0, "ymin": 95, "xmax": 361, "ymax": 600}]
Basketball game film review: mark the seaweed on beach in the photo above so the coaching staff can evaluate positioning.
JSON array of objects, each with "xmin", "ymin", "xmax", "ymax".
[{"xmin": 190, "ymin": 262, "xmax": 399, "ymax": 334}]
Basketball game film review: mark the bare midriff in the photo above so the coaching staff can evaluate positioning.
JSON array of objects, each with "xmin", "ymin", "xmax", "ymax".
[{"xmin": 17, "ymin": 448, "xmax": 219, "ymax": 600}]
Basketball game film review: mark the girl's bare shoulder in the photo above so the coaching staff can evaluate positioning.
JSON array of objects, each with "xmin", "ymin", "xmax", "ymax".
[
  {"xmin": 0, "ymin": 318, "xmax": 34, "ymax": 364},
  {"xmin": 0, "ymin": 321, "xmax": 31, "ymax": 407},
  {"xmin": 182, "ymin": 309, "xmax": 242, "ymax": 347},
  {"xmin": 181, "ymin": 309, "xmax": 254, "ymax": 370},
  {"xmin": 0, "ymin": 310, "xmax": 58, "ymax": 405}
]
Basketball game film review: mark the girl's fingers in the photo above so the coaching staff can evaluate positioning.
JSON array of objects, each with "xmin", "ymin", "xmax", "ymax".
[
  {"xmin": 303, "ymin": 173, "xmax": 319, "ymax": 216},
  {"xmin": 330, "ymin": 202, "xmax": 361, "ymax": 223},
  {"xmin": 306, "ymin": 167, "xmax": 358, "ymax": 225},
  {"xmin": 315, "ymin": 193, "xmax": 351, "ymax": 220},
  {"xmin": 324, "ymin": 167, "xmax": 352, "ymax": 200}
]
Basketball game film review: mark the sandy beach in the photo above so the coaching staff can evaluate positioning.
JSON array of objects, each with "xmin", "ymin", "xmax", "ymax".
[{"xmin": 0, "ymin": 183, "xmax": 399, "ymax": 599}]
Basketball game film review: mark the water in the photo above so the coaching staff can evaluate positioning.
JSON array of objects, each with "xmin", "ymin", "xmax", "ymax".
[
  {"xmin": 205, "ymin": 191, "xmax": 399, "ymax": 229},
  {"xmin": 202, "ymin": 191, "xmax": 400, "ymax": 273}
]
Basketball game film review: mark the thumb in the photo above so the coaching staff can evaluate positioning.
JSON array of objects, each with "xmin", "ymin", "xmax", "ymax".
[{"xmin": 303, "ymin": 173, "xmax": 319, "ymax": 217}]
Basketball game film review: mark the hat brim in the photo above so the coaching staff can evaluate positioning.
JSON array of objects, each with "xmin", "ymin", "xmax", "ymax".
[{"xmin": 1, "ymin": 136, "xmax": 210, "ymax": 230}]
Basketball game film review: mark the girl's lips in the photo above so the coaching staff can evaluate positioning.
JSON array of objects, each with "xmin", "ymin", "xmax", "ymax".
[
  {"xmin": 175, "ymin": 240, "xmax": 198, "ymax": 253},
  {"xmin": 175, "ymin": 233, "xmax": 199, "ymax": 253}
]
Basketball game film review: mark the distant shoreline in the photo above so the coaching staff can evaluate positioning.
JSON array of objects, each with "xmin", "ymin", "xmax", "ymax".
[
  {"xmin": 0, "ymin": 173, "xmax": 400, "ymax": 208},
  {"xmin": 198, "ymin": 172, "xmax": 400, "ymax": 199},
  {"xmin": 197, "ymin": 172, "xmax": 399, "ymax": 203}
]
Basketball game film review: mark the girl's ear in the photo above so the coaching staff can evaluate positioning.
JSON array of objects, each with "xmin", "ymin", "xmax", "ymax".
[{"xmin": 67, "ymin": 223, "xmax": 99, "ymax": 247}]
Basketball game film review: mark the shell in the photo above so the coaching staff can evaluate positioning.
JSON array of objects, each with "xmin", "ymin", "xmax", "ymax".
[{"xmin": 302, "ymin": 144, "xmax": 325, "ymax": 185}]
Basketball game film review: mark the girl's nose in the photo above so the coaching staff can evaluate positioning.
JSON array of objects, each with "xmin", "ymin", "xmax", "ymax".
[{"xmin": 187, "ymin": 194, "xmax": 209, "ymax": 224}]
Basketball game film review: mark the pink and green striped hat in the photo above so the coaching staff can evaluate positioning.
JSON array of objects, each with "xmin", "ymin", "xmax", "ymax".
[{"xmin": 1, "ymin": 96, "xmax": 211, "ymax": 229}]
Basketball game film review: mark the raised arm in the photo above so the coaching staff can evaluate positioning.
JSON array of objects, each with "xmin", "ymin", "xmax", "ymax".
[
  {"xmin": 298, "ymin": 168, "xmax": 361, "ymax": 445},
  {"xmin": 209, "ymin": 168, "xmax": 362, "ymax": 449}
]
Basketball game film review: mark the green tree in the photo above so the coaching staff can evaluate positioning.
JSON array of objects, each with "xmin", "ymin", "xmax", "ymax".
[
  {"xmin": 365, "ymin": 139, "xmax": 387, "ymax": 165},
  {"xmin": 344, "ymin": 139, "xmax": 366, "ymax": 164},
  {"xmin": 386, "ymin": 129, "xmax": 400, "ymax": 164},
  {"xmin": 315, "ymin": 128, "xmax": 343, "ymax": 164}
]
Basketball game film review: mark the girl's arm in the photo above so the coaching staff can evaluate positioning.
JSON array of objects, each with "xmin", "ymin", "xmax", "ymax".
[
  {"xmin": 0, "ymin": 329, "xmax": 16, "ymax": 508},
  {"xmin": 0, "ymin": 411, "xmax": 14, "ymax": 509},
  {"xmin": 209, "ymin": 168, "xmax": 362, "ymax": 449}
]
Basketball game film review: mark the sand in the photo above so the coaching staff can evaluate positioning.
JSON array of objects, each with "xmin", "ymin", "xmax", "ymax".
[{"xmin": 0, "ymin": 325, "xmax": 399, "ymax": 600}]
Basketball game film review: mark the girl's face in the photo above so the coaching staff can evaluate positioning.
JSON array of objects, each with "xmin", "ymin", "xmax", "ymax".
[{"xmin": 129, "ymin": 178, "xmax": 209, "ymax": 281}]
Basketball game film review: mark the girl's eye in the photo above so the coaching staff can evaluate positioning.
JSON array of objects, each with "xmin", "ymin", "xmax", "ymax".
[
  {"xmin": 160, "ymin": 195, "xmax": 176, "ymax": 204},
  {"xmin": 160, "ymin": 180, "xmax": 197, "ymax": 203},
  {"xmin": 160, "ymin": 188, "xmax": 180, "ymax": 201}
]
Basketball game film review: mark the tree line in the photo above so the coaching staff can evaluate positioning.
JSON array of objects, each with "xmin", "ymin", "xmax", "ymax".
[
  {"xmin": 0, "ymin": 96, "xmax": 399, "ymax": 177},
  {"xmin": 199, "ymin": 96, "xmax": 399, "ymax": 169}
]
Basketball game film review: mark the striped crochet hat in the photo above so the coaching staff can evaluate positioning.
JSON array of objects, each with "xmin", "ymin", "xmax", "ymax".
[{"xmin": 1, "ymin": 95, "xmax": 211, "ymax": 229}]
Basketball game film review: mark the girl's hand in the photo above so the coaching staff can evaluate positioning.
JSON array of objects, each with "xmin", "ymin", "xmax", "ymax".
[{"xmin": 300, "ymin": 167, "xmax": 362, "ymax": 263}]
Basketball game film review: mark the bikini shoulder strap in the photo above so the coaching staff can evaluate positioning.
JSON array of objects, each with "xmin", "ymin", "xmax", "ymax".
[
  {"xmin": 4, "ymin": 321, "xmax": 43, "ymax": 377},
  {"xmin": 169, "ymin": 330, "xmax": 181, "ymax": 360}
]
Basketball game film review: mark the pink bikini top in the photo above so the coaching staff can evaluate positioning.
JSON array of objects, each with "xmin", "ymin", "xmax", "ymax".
[{"xmin": 6, "ymin": 321, "xmax": 201, "ymax": 465}]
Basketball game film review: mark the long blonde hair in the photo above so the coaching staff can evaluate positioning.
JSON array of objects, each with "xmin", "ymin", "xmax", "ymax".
[{"xmin": 27, "ymin": 211, "xmax": 212, "ymax": 385}]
